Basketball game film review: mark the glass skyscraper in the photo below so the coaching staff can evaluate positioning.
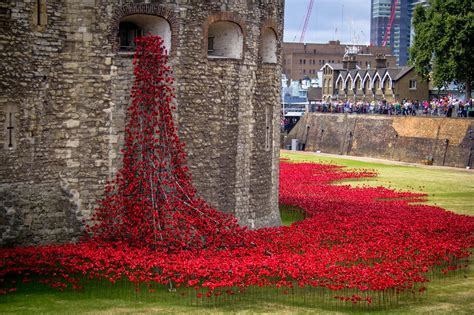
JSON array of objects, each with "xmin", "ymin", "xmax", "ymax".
[{"xmin": 370, "ymin": 0, "xmax": 429, "ymax": 66}]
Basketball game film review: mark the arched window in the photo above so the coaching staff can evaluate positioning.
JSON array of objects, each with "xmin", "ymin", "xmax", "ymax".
[
  {"xmin": 355, "ymin": 78, "xmax": 361, "ymax": 90},
  {"xmin": 118, "ymin": 15, "xmax": 171, "ymax": 53},
  {"xmin": 261, "ymin": 28, "xmax": 277, "ymax": 63},
  {"xmin": 207, "ymin": 21, "xmax": 243, "ymax": 59}
]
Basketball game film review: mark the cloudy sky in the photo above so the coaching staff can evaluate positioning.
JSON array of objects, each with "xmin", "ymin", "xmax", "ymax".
[{"xmin": 284, "ymin": 0, "xmax": 371, "ymax": 45}]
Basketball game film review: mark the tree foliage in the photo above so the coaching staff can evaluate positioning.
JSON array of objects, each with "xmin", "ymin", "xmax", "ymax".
[{"xmin": 410, "ymin": 0, "xmax": 473, "ymax": 97}]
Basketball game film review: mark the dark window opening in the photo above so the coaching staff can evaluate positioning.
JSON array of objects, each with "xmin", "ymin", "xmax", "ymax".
[
  {"xmin": 119, "ymin": 22, "xmax": 143, "ymax": 52},
  {"xmin": 35, "ymin": 0, "xmax": 46, "ymax": 26},
  {"xmin": 265, "ymin": 105, "xmax": 272, "ymax": 151},
  {"xmin": 208, "ymin": 37, "xmax": 215, "ymax": 53},
  {"xmin": 37, "ymin": 0, "xmax": 41, "ymax": 25},
  {"xmin": 7, "ymin": 113, "xmax": 14, "ymax": 148}
]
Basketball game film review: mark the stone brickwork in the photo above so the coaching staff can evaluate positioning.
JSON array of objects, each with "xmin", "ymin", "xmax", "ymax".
[
  {"xmin": 0, "ymin": 0, "xmax": 283, "ymax": 246},
  {"xmin": 286, "ymin": 113, "xmax": 474, "ymax": 168}
]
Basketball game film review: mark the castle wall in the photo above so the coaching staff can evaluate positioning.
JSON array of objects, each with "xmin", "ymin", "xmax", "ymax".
[
  {"xmin": 286, "ymin": 113, "xmax": 474, "ymax": 168},
  {"xmin": 0, "ymin": 0, "xmax": 283, "ymax": 246}
]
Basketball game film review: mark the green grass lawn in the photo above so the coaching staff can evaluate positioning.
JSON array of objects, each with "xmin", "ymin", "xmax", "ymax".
[
  {"xmin": 1, "ymin": 151, "xmax": 473, "ymax": 314},
  {"xmin": 280, "ymin": 204, "xmax": 306, "ymax": 226}
]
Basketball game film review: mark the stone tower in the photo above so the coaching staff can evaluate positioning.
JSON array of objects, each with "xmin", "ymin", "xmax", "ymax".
[{"xmin": 0, "ymin": 0, "xmax": 283, "ymax": 246}]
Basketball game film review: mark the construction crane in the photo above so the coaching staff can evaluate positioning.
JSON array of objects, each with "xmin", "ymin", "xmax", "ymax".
[
  {"xmin": 382, "ymin": 0, "xmax": 398, "ymax": 47},
  {"xmin": 299, "ymin": 0, "xmax": 315, "ymax": 43}
]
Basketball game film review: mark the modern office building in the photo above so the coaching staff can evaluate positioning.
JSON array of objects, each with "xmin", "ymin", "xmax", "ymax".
[{"xmin": 370, "ymin": 0, "xmax": 411, "ymax": 66}]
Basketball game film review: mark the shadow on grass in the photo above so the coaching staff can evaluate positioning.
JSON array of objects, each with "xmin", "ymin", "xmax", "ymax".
[{"xmin": 280, "ymin": 204, "xmax": 306, "ymax": 226}]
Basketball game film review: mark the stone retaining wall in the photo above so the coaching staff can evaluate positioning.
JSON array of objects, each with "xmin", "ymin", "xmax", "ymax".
[{"xmin": 285, "ymin": 114, "xmax": 474, "ymax": 168}]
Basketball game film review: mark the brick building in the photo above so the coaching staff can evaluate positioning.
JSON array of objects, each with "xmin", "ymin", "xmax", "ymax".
[
  {"xmin": 0, "ymin": 0, "xmax": 283, "ymax": 246},
  {"xmin": 282, "ymin": 41, "xmax": 396, "ymax": 81}
]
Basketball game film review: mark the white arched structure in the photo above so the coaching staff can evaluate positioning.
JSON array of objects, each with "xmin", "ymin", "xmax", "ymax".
[
  {"xmin": 208, "ymin": 21, "xmax": 243, "ymax": 59},
  {"xmin": 120, "ymin": 15, "xmax": 172, "ymax": 54},
  {"xmin": 335, "ymin": 73, "xmax": 345, "ymax": 90},
  {"xmin": 362, "ymin": 72, "xmax": 373, "ymax": 89},
  {"xmin": 381, "ymin": 72, "xmax": 393, "ymax": 89},
  {"xmin": 371, "ymin": 72, "xmax": 382, "ymax": 89},
  {"xmin": 261, "ymin": 28, "xmax": 277, "ymax": 63},
  {"xmin": 354, "ymin": 73, "xmax": 363, "ymax": 90},
  {"xmin": 344, "ymin": 73, "xmax": 354, "ymax": 88}
]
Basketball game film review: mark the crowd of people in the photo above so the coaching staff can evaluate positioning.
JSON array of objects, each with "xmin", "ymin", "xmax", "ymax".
[{"xmin": 309, "ymin": 97, "xmax": 474, "ymax": 118}]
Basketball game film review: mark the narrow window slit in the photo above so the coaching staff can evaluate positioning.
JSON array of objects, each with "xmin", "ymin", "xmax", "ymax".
[
  {"xmin": 37, "ymin": 0, "xmax": 41, "ymax": 25},
  {"xmin": 6, "ymin": 112, "xmax": 15, "ymax": 149},
  {"xmin": 265, "ymin": 105, "xmax": 272, "ymax": 151}
]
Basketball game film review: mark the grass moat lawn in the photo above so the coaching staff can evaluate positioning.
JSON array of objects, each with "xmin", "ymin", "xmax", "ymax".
[{"xmin": 1, "ymin": 151, "xmax": 473, "ymax": 314}]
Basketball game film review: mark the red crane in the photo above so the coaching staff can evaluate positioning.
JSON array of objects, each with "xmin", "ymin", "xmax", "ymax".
[
  {"xmin": 299, "ymin": 0, "xmax": 315, "ymax": 43},
  {"xmin": 382, "ymin": 0, "xmax": 399, "ymax": 47}
]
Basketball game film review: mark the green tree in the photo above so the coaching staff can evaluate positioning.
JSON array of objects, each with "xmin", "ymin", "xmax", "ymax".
[{"xmin": 410, "ymin": 0, "xmax": 473, "ymax": 99}]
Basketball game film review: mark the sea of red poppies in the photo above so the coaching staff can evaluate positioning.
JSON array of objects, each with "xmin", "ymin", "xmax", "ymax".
[
  {"xmin": 1, "ymin": 161, "xmax": 473, "ymax": 303},
  {"xmin": 1, "ymin": 37, "xmax": 473, "ymax": 304}
]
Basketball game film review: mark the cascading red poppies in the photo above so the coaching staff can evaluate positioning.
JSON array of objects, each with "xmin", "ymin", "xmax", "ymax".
[
  {"xmin": 0, "ymin": 37, "xmax": 473, "ymax": 306},
  {"xmin": 86, "ymin": 36, "xmax": 247, "ymax": 252}
]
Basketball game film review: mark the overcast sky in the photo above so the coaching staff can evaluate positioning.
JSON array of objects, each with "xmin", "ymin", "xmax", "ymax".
[{"xmin": 284, "ymin": 0, "xmax": 371, "ymax": 45}]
